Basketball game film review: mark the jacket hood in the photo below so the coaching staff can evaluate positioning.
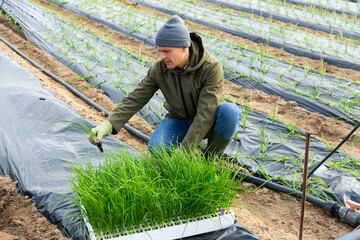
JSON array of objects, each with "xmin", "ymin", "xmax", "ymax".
[{"xmin": 186, "ymin": 32, "xmax": 209, "ymax": 72}]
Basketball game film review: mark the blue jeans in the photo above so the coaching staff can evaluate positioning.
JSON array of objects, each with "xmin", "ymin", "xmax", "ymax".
[{"xmin": 148, "ymin": 102, "xmax": 242, "ymax": 154}]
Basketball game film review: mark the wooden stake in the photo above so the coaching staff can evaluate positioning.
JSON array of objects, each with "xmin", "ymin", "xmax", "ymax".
[
  {"xmin": 299, "ymin": 126, "xmax": 323, "ymax": 240},
  {"xmin": 299, "ymin": 132, "xmax": 311, "ymax": 240}
]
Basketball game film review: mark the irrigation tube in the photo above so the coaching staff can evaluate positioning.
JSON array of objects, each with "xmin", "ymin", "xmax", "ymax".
[
  {"xmin": 0, "ymin": 36, "xmax": 150, "ymax": 142},
  {"xmin": 307, "ymin": 121, "xmax": 360, "ymax": 179},
  {"xmin": 234, "ymin": 171, "xmax": 360, "ymax": 228}
]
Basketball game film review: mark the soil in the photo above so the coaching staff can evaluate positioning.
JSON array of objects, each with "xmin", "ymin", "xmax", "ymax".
[
  {"xmin": 0, "ymin": 1, "xmax": 359, "ymax": 239},
  {"xmin": 0, "ymin": 175, "xmax": 67, "ymax": 240}
]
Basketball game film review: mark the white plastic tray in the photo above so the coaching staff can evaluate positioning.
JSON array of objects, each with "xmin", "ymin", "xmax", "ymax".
[{"xmin": 85, "ymin": 210, "xmax": 235, "ymax": 240}]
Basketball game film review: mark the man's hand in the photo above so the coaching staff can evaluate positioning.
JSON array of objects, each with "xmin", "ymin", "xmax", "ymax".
[{"xmin": 88, "ymin": 120, "xmax": 113, "ymax": 145}]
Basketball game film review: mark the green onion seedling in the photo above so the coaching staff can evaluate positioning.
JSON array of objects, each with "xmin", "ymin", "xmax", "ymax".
[{"xmin": 53, "ymin": 118, "xmax": 104, "ymax": 152}]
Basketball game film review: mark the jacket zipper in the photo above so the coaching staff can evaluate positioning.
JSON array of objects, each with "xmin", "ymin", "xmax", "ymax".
[{"xmin": 177, "ymin": 75, "xmax": 190, "ymax": 118}]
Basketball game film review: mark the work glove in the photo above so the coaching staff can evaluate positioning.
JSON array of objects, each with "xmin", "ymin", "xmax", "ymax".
[{"xmin": 88, "ymin": 120, "xmax": 113, "ymax": 145}]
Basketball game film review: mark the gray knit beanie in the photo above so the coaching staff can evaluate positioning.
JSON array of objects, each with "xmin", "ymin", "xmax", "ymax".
[{"xmin": 155, "ymin": 15, "xmax": 191, "ymax": 47}]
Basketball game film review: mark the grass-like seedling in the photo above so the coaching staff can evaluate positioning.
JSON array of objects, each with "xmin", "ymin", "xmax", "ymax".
[
  {"xmin": 258, "ymin": 126, "xmax": 274, "ymax": 154},
  {"xmin": 53, "ymin": 118, "xmax": 103, "ymax": 152},
  {"xmin": 68, "ymin": 146, "xmax": 241, "ymax": 238}
]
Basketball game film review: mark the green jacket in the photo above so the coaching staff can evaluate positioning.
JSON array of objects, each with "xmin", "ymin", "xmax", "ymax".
[{"xmin": 108, "ymin": 32, "xmax": 225, "ymax": 150}]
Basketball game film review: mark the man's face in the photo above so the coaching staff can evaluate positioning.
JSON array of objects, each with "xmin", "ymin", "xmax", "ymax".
[{"xmin": 157, "ymin": 47, "xmax": 188, "ymax": 69}]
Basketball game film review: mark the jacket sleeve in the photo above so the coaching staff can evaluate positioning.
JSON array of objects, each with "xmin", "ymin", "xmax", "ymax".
[
  {"xmin": 107, "ymin": 66, "xmax": 159, "ymax": 134},
  {"xmin": 180, "ymin": 61, "xmax": 224, "ymax": 151}
]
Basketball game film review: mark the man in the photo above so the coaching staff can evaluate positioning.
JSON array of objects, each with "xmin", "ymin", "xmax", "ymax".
[{"xmin": 88, "ymin": 15, "xmax": 241, "ymax": 156}]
